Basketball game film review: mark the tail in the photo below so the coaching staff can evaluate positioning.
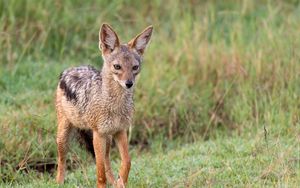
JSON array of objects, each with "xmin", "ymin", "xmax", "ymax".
[{"xmin": 75, "ymin": 128, "xmax": 95, "ymax": 158}]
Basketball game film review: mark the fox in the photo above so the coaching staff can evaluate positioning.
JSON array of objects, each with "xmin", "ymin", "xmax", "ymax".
[{"xmin": 55, "ymin": 23, "xmax": 153, "ymax": 188}]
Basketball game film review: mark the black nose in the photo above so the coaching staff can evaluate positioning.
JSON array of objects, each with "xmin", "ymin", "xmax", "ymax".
[{"xmin": 125, "ymin": 80, "xmax": 133, "ymax": 88}]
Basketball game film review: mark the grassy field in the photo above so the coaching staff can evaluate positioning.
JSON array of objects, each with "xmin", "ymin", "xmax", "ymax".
[
  {"xmin": 3, "ymin": 134, "xmax": 300, "ymax": 187},
  {"xmin": 0, "ymin": 0, "xmax": 299, "ymax": 187}
]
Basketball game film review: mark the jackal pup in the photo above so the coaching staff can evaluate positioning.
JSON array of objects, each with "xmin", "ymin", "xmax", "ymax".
[{"xmin": 55, "ymin": 23, "xmax": 153, "ymax": 188}]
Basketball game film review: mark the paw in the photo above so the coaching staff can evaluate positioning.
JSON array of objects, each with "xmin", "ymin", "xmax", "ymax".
[
  {"xmin": 115, "ymin": 176, "xmax": 125, "ymax": 188},
  {"xmin": 56, "ymin": 176, "xmax": 64, "ymax": 184}
]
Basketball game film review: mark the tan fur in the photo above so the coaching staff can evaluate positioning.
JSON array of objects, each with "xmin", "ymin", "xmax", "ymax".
[{"xmin": 55, "ymin": 24, "xmax": 153, "ymax": 188}]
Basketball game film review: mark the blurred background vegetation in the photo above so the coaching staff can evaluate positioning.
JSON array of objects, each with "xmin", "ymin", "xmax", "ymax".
[{"xmin": 0, "ymin": 0, "xmax": 299, "ymax": 187}]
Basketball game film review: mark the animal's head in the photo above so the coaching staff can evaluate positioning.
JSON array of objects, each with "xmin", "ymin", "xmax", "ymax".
[{"xmin": 99, "ymin": 23, "xmax": 153, "ymax": 89}]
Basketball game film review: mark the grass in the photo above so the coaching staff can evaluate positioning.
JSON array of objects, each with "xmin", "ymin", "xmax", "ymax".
[
  {"xmin": 2, "ymin": 133, "xmax": 299, "ymax": 187},
  {"xmin": 0, "ymin": 0, "xmax": 300, "ymax": 187}
]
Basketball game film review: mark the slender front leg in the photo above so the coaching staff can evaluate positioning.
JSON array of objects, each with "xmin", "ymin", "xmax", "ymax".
[
  {"xmin": 93, "ymin": 131, "xmax": 107, "ymax": 188},
  {"xmin": 114, "ymin": 130, "xmax": 131, "ymax": 185},
  {"xmin": 105, "ymin": 135, "xmax": 116, "ymax": 185}
]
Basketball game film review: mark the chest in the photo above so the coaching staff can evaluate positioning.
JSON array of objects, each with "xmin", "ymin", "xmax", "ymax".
[
  {"xmin": 89, "ymin": 95, "xmax": 133, "ymax": 133},
  {"xmin": 95, "ymin": 105, "xmax": 133, "ymax": 134}
]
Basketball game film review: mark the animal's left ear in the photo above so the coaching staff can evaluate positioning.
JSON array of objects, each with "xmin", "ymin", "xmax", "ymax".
[{"xmin": 128, "ymin": 26, "xmax": 153, "ymax": 55}]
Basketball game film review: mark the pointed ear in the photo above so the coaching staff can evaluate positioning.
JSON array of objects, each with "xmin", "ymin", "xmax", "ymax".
[
  {"xmin": 128, "ymin": 26, "xmax": 153, "ymax": 55},
  {"xmin": 99, "ymin": 23, "xmax": 120, "ymax": 53}
]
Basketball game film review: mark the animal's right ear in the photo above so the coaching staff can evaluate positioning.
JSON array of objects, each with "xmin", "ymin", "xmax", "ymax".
[{"xmin": 99, "ymin": 23, "xmax": 120, "ymax": 54}]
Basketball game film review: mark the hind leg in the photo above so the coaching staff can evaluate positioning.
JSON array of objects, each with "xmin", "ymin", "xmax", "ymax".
[
  {"xmin": 56, "ymin": 118, "xmax": 72, "ymax": 184},
  {"xmin": 104, "ymin": 135, "xmax": 116, "ymax": 185}
]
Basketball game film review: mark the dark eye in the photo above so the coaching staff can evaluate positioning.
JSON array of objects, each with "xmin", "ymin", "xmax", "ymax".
[
  {"xmin": 114, "ymin": 64, "xmax": 121, "ymax": 70},
  {"xmin": 132, "ymin": 65, "xmax": 139, "ymax": 70}
]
